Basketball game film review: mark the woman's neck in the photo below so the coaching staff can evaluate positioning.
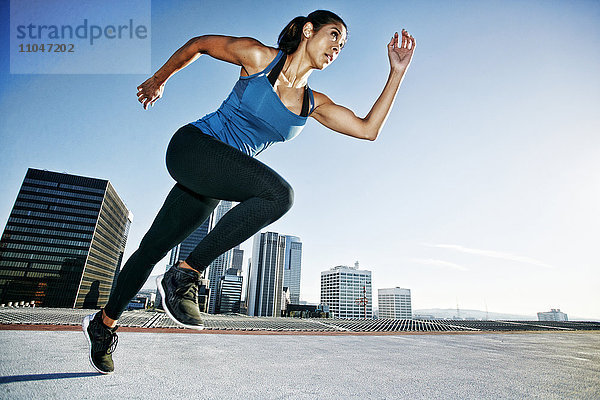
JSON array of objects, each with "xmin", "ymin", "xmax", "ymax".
[{"xmin": 282, "ymin": 47, "xmax": 313, "ymax": 88}]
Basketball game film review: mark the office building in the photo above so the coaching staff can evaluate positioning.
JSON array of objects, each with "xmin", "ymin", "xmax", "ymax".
[
  {"xmin": 378, "ymin": 287, "xmax": 412, "ymax": 319},
  {"xmin": 231, "ymin": 246, "xmax": 244, "ymax": 273},
  {"xmin": 321, "ymin": 262, "xmax": 372, "ymax": 319},
  {"xmin": 282, "ymin": 235, "xmax": 302, "ymax": 304},
  {"xmin": 282, "ymin": 286, "xmax": 291, "ymax": 311},
  {"xmin": 206, "ymin": 201, "xmax": 235, "ymax": 314},
  {"xmin": 538, "ymin": 308, "xmax": 568, "ymax": 321},
  {"xmin": 247, "ymin": 231, "xmax": 287, "ymax": 317},
  {"xmin": 216, "ymin": 273, "xmax": 243, "ymax": 314},
  {"xmin": 0, "ymin": 168, "xmax": 132, "ymax": 308}
]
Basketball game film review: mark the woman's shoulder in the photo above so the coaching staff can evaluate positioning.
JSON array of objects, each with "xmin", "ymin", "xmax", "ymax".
[
  {"xmin": 308, "ymin": 89, "xmax": 332, "ymax": 109},
  {"xmin": 238, "ymin": 40, "xmax": 279, "ymax": 76}
]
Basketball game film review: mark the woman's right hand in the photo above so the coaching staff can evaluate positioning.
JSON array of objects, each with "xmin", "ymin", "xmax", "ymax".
[{"xmin": 137, "ymin": 75, "xmax": 165, "ymax": 109}]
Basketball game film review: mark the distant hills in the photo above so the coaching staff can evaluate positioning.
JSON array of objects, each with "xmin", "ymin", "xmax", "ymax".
[
  {"xmin": 412, "ymin": 308, "xmax": 599, "ymax": 321},
  {"xmin": 413, "ymin": 308, "xmax": 536, "ymax": 321}
]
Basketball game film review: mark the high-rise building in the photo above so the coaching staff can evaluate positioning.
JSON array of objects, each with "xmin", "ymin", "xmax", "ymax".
[
  {"xmin": 231, "ymin": 246, "xmax": 244, "ymax": 273},
  {"xmin": 206, "ymin": 201, "xmax": 235, "ymax": 314},
  {"xmin": 0, "ymin": 168, "xmax": 132, "ymax": 308},
  {"xmin": 246, "ymin": 231, "xmax": 286, "ymax": 317},
  {"xmin": 378, "ymin": 287, "xmax": 412, "ymax": 319},
  {"xmin": 320, "ymin": 263, "xmax": 372, "ymax": 319},
  {"xmin": 537, "ymin": 309, "xmax": 568, "ymax": 321},
  {"xmin": 282, "ymin": 235, "xmax": 302, "ymax": 304},
  {"xmin": 216, "ymin": 273, "xmax": 243, "ymax": 314}
]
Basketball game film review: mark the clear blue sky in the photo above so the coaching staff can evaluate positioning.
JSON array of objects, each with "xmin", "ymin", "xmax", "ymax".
[{"xmin": 1, "ymin": 0, "xmax": 599, "ymax": 319}]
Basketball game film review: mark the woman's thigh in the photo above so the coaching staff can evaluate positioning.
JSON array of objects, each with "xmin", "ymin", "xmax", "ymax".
[{"xmin": 165, "ymin": 125, "xmax": 292, "ymax": 202}]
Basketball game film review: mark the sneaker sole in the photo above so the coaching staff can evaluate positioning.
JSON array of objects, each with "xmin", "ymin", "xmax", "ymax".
[
  {"xmin": 82, "ymin": 314, "xmax": 113, "ymax": 375},
  {"xmin": 156, "ymin": 274, "xmax": 205, "ymax": 330}
]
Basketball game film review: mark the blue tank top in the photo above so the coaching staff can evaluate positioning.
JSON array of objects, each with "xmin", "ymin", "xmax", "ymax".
[{"xmin": 190, "ymin": 50, "xmax": 315, "ymax": 157}]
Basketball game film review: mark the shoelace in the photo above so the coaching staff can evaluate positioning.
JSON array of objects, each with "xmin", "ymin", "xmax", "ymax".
[
  {"xmin": 105, "ymin": 331, "xmax": 118, "ymax": 355},
  {"xmin": 93, "ymin": 322, "xmax": 119, "ymax": 354}
]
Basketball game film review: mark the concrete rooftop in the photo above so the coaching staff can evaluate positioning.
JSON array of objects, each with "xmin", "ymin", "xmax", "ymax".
[{"xmin": 1, "ymin": 327, "xmax": 599, "ymax": 399}]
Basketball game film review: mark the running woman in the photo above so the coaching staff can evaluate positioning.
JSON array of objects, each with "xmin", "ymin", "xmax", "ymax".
[{"xmin": 83, "ymin": 10, "xmax": 415, "ymax": 374}]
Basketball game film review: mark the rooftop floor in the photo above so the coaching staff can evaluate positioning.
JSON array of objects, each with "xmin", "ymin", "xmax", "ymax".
[{"xmin": 1, "ymin": 328, "xmax": 599, "ymax": 399}]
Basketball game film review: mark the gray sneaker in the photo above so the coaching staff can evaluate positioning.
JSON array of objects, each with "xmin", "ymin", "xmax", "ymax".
[{"xmin": 157, "ymin": 265, "xmax": 204, "ymax": 330}]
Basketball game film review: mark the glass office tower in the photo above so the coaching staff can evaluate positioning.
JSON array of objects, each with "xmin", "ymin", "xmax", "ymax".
[
  {"xmin": 247, "ymin": 232, "xmax": 287, "ymax": 317},
  {"xmin": 0, "ymin": 168, "xmax": 132, "ymax": 308},
  {"xmin": 216, "ymin": 273, "xmax": 243, "ymax": 314},
  {"xmin": 282, "ymin": 236, "xmax": 302, "ymax": 305}
]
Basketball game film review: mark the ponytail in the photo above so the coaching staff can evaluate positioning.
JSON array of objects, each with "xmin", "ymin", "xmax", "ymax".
[
  {"xmin": 277, "ymin": 16, "xmax": 308, "ymax": 55},
  {"xmin": 277, "ymin": 10, "xmax": 347, "ymax": 55}
]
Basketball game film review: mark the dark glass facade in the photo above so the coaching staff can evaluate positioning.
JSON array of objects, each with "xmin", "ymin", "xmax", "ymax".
[
  {"xmin": 216, "ymin": 274, "xmax": 243, "ymax": 314},
  {"xmin": 232, "ymin": 247, "xmax": 244, "ymax": 271},
  {"xmin": 0, "ymin": 168, "xmax": 132, "ymax": 308},
  {"xmin": 247, "ymin": 232, "xmax": 285, "ymax": 317}
]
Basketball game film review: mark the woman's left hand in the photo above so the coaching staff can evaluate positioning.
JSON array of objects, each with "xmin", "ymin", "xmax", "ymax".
[{"xmin": 388, "ymin": 29, "xmax": 416, "ymax": 72}]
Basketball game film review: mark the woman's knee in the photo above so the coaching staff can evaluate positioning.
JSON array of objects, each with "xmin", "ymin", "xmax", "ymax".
[{"xmin": 269, "ymin": 179, "xmax": 294, "ymax": 216}]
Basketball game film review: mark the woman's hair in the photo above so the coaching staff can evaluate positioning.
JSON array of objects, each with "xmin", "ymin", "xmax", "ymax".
[{"xmin": 277, "ymin": 10, "xmax": 347, "ymax": 55}]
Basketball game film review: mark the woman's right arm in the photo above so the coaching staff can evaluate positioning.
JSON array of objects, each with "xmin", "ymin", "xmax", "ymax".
[{"xmin": 137, "ymin": 36, "xmax": 271, "ymax": 109}]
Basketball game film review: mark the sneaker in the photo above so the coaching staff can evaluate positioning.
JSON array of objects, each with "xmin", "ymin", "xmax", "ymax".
[
  {"xmin": 157, "ymin": 264, "xmax": 205, "ymax": 330},
  {"xmin": 82, "ymin": 311, "xmax": 118, "ymax": 374}
]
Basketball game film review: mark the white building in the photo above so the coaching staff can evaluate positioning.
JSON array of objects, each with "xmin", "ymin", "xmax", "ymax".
[
  {"xmin": 378, "ymin": 287, "xmax": 412, "ymax": 319},
  {"xmin": 320, "ymin": 263, "xmax": 372, "ymax": 319},
  {"xmin": 537, "ymin": 309, "xmax": 568, "ymax": 321}
]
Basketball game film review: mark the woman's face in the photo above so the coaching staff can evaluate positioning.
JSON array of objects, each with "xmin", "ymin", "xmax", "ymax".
[{"xmin": 304, "ymin": 22, "xmax": 347, "ymax": 69}]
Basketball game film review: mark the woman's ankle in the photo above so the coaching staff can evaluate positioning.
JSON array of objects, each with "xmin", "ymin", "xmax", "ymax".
[
  {"xmin": 178, "ymin": 260, "xmax": 197, "ymax": 272},
  {"xmin": 101, "ymin": 309, "xmax": 118, "ymax": 328}
]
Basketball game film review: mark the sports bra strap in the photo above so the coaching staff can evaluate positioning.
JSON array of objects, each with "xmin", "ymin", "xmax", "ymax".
[
  {"xmin": 300, "ymin": 85, "xmax": 310, "ymax": 117},
  {"xmin": 306, "ymin": 86, "xmax": 315, "ymax": 115},
  {"xmin": 267, "ymin": 52, "xmax": 286, "ymax": 86},
  {"xmin": 268, "ymin": 52, "xmax": 312, "ymax": 117}
]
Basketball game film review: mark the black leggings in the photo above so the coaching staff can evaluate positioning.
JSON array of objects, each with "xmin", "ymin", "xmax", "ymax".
[{"xmin": 103, "ymin": 124, "xmax": 294, "ymax": 320}]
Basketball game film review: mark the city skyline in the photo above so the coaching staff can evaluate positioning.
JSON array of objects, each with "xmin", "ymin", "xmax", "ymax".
[{"xmin": 1, "ymin": 1, "xmax": 598, "ymax": 319}]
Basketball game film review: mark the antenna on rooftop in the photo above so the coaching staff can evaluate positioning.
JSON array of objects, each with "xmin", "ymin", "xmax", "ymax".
[
  {"xmin": 354, "ymin": 260, "xmax": 359, "ymax": 268},
  {"xmin": 456, "ymin": 297, "xmax": 460, "ymax": 320},
  {"xmin": 355, "ymin": 285, "xmax": 368, "ymax": 319}
]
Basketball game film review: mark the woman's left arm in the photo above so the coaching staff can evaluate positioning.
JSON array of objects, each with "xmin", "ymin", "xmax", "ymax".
[{"xmin": 311, "ymin": 29, "xmax": 416, "ymax": 141}]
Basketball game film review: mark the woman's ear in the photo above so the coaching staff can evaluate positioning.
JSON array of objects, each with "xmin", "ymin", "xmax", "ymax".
[{"xmin": 303, "ymin": 22, "xmax": 314, "ymax": 39}]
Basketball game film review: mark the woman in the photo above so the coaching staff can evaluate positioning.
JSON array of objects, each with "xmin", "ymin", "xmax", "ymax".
[{"xmin": 83, "ymin": 10, "xmax": 415, "ymax": 374}]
